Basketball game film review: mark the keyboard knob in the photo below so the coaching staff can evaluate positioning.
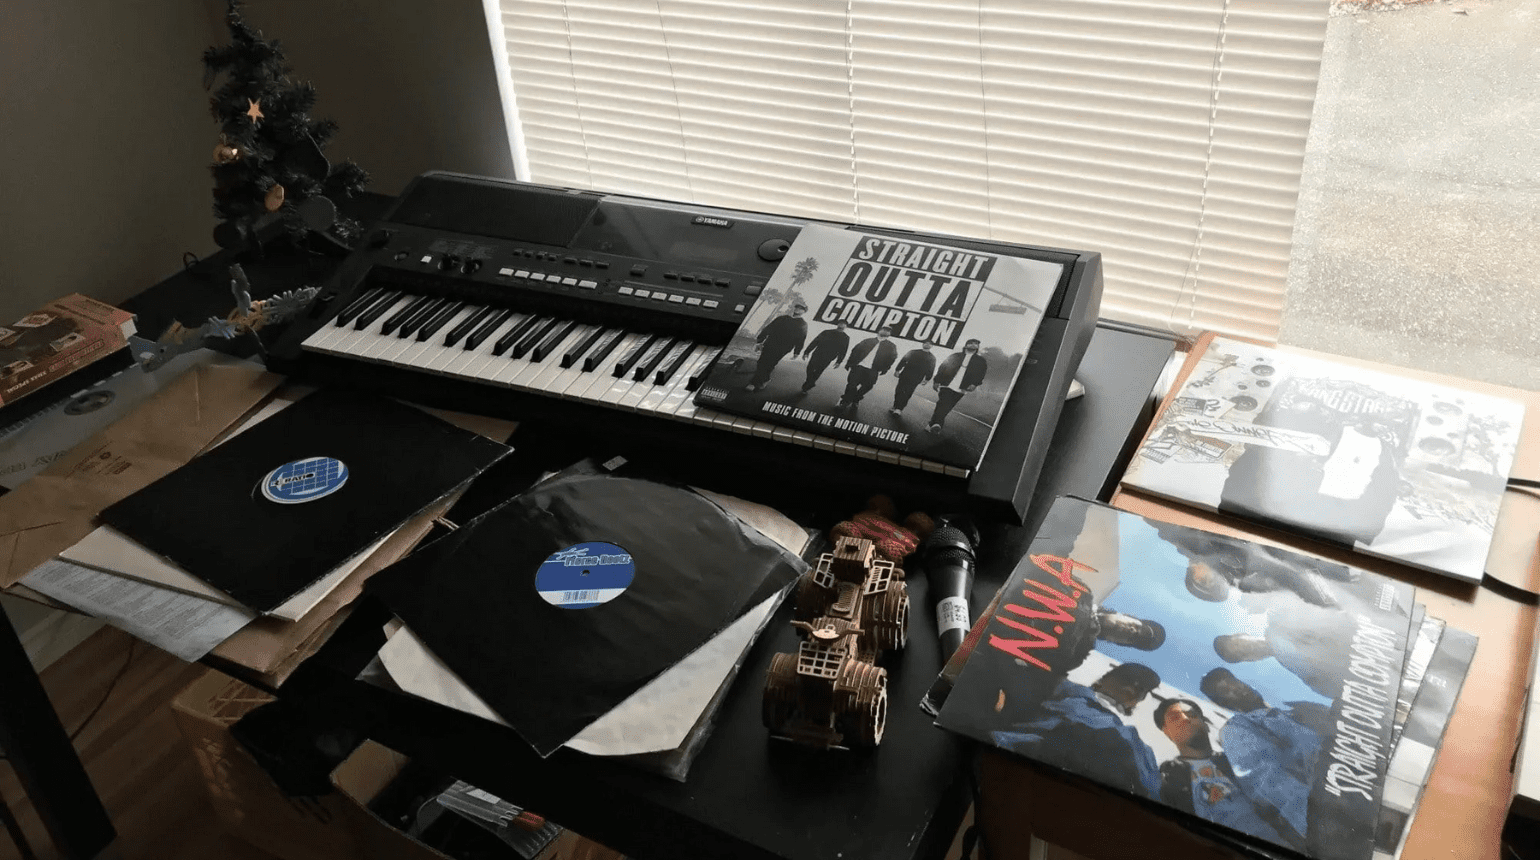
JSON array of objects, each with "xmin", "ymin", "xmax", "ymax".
[
  {"xmin": 461, "ymin": 259, "xmax": 482, "ymax": 275},
  {"xmin": 438, "ymin": 254, "xmax": 462, "ymax": 272}
]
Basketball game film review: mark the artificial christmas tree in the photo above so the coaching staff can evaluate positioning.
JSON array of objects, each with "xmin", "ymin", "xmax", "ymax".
[{"xmin": 203, "ymin": 0, "xmax": 369, "ymax": 252}]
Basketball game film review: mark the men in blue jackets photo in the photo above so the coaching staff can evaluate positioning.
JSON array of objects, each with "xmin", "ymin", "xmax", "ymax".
[{"xmin": 991, "ymin": 662, "xmax": 1164, "ymax": 800}]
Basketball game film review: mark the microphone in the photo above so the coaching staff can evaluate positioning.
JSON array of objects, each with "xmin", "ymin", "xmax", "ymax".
[{"xmin": 918, "ymin": 515, "xmax": 980, "ymax": 661}]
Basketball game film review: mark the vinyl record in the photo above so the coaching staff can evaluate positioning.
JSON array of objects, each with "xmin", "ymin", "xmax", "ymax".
[
  {"xmin": 365, "ymin": 469, "xmax": 805, "ymax": 757},
  {"xmin": 98, "ymin": 388, "xmax": 510, "ymax": 612}
]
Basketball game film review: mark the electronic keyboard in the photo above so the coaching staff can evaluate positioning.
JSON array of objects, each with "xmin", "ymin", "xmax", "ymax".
[{"xmin": 269, "ymin": 171, "xmax": 1103, "ymax": 522}]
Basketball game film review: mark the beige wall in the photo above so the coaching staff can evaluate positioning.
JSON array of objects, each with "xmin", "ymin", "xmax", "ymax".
[
  {"xmin": 0, "ymin": 2, "xmax": 227, "ymax": 318},
  {"xmin": 250, "ymin": 0, "xmax": 516, "ymax": 197},
  {"xmin": 0, "ymin": 0, "xmax": 514, "ymax": 323}
]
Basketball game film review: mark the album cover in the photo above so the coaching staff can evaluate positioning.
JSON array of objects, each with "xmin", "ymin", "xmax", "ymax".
[
  {"xmin": 98, "ymin": 388, "xmax": 510, "ymax": 612},
  {"xmin": 937, "ymin": 497, "xmax": 1415, "ymax": 860},
  {"xmin": 691, "ymin": 224, "xmax": 1063, "ymax": 471},
  {"xmin": 1372, "ymin": 627, "xmax": 1476, "ymax": 860},
  {"xmin": 365, "ymin": 469, "xmax": 806, "ymax": 757},
  {"xmin": 1122, "ymin": 337, "xmax": 1525, "ymax": 584}
]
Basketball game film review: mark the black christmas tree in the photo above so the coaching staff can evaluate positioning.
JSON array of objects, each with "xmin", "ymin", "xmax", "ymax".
[{"xmin": 203, "ymin": 0, "xmax": 369, "ymax": 252}]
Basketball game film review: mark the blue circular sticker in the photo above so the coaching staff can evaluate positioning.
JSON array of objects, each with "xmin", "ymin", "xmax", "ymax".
[
  {"xmin": 259, "ymin": 456, "xmax": 349, "ymax": 504},
  {"xmin": 535, "ymin": 542, "xmax": 635, "ymax": 609}
]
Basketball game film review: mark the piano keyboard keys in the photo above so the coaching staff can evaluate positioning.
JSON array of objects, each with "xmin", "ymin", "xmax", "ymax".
[
  {"xmin": 302, "ymin": 290, "xmax": 968, "ymax": 478},
  {"xmin": 582, "ymin": 329, "xmax": 626, "ymax": 372},
  {"xmin": 562, "ymin": 327, "xmax": 609, "ymax": 369},
  {"xmin": 613, "ymin": 335, "xmax": 658, "ymax": 378},
  {"xmin": 443, "ymin": 305, "xmax": 493, "ymax": 347}
]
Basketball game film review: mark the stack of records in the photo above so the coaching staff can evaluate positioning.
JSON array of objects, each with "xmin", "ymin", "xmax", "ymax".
[
  {"xmin": 935, "ymin": 496, "xmax": 1477, "ymax": 860},
  {"xmin": 23, "ymin": 388, "xmax": 509, "ymax": 659},
  {"xmin": 1121, "ymin": 336, "xmax": 1525, "ymax": 585},
  {"xmin": 364, "ymin": 462, "xmax": 807, "ymax": 776}
]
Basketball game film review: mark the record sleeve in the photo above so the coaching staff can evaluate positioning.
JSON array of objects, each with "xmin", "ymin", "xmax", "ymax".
[
  {"xmin": 98, "ymin": 388, "xmax": 510, "ymax": 612},
  {"xmin": 1121, "ymin": 336, "xmax": 1525, "ymax": 584},
  {"xmin": 690, "ymin": 224, "xmax": 1064, "ymax": 471},
  {"xmin": 937, "ymin": 496, "xmax": 1417, "ymax": 860},
  {"xmin": 365, "ymin": 469, "xmax": 806, "ymax": 757}
]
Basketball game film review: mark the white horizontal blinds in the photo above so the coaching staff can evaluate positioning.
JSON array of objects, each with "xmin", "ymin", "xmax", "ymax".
[
  {"xmin": 499, "ymin": 0, "xmax": 860, "ymax": 218},
  {"xmin": 497, "ymin": 0, "xmax": 1327, "ymax": 342}
]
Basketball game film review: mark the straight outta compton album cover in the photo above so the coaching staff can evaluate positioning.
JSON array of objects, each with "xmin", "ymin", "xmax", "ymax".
[{"xmin": 691, "ymin": 225, "xmax": 1064, "ymax": 471}]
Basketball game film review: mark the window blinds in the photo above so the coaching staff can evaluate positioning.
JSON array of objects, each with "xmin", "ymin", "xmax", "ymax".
[{"xmin": 492, "ymin": 0, "xmax": 1328, "ymax": 342}]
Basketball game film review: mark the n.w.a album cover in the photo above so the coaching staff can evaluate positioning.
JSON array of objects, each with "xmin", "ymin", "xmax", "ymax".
[
  {"xmin": 936, "ymin": 497, "xmax": 1415, "ymax": 860},
  {"xmin": 1122, "ymin": 337, "xmax": 1525, "ymax": 584},
  {"xmin": 691, "ymin": 225, "xmax": 1063, "ymax": 471}
]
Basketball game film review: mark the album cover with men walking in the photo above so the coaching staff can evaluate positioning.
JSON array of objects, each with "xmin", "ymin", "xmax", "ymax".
[
  {"xmin": 937, "ymin": 497, "xmax": 1416, "ymax": 860},
  {"xmin": 691, "ymin": 224, "xmax": 1063, "ymax": 471}
]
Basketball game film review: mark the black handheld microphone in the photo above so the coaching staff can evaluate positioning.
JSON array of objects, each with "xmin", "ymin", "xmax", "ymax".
[{"xmin": 918, "ymin": 515, "xmax": 980, "ymax": 661}]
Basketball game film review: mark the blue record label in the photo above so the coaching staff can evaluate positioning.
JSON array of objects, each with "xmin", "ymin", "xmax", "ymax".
[
  {"xmin": 259, "ymin": 456, "xmax": 349, "ymax": 504},
  {"xmin": 535, "ymin": 542, "xmax": 635, "ymax": 609}
]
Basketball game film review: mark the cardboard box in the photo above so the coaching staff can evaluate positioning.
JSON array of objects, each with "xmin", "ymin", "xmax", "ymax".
[
  {"xmin": 171, "ymin": 669, "xmax": 365, "ymax": 860},
  {"xmin": 330, "ymin": 740, "xmax": 628, "ymax": 860},
  {"xmin": 0, "ymin": 293, "xmax": 135, "ymax": 408}
]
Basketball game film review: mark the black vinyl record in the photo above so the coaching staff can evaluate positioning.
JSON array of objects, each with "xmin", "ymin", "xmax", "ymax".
[
  {"xmin": 98, "ymin": 388, "xmax": 510, "ymax": 612},
  {"xmin": 365, "ymin": 470, "xmax": 806, "ymax": 757}
]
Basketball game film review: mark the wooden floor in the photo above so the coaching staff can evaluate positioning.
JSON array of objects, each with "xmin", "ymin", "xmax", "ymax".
[{"xmin": 0, "ymin": 626, "xmax": 280, "ymax": 860}]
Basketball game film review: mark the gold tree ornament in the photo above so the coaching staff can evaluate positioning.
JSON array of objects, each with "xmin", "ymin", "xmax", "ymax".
[
  {"xmin": 264, "ymin": 184, "xmax": 286, "ymax": 211},
  {"xmin": 245, "ymin": 98, "xmax": 264, "ymax": 122},
  {"xmin": 213, "ymin": 140, "xmax": 241, "ymax": 164}
]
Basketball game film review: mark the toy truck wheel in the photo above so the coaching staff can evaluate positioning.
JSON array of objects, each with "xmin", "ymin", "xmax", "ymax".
[
  {"xmin": 793, "ymin": 571, "xmax": 834, "ymax": 621},
  {"xmin": 866, "ymin": 580, "xmax": 910, "ymax": 652},
  {"xmin": 762, "ymin": 651, "xmax": 800, "ymax": 731},
  {"xmin": 840, "ymin": 663, "xmax": 888, "ymax": 747}
]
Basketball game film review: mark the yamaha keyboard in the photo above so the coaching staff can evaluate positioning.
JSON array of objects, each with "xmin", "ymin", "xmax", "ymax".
[{"xmin": 270, "ymin": 171, "xmax": 1103, "ymax": 522}]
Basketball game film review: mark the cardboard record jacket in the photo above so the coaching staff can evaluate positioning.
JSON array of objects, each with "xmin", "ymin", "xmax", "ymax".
[
  {"xmin": 98, "ymin": 388, "xmax": 510, "ymax": 613},
  {"xmin": 365, "ymin": 470, "xmax": 806, "ymax": 757}
]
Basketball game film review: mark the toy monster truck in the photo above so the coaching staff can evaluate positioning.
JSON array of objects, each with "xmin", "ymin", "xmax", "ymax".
[{"xmin": 762, "ymin": 535, "xmax": 909, "ymax": 749}]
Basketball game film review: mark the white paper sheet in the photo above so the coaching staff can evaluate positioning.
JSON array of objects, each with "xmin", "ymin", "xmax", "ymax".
[{"xmin": 22, "ymin": 558, "xmax": 255, "ymax": 661}]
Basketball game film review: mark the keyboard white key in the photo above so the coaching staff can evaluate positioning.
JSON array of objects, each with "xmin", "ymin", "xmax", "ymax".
[
  {"xmin": 394, "ymin": 307, "xmax": 479, "ymax": 371},
  {"xmin": 524, "ymin": 324, "xmax": 593, "ymax": 394},
  {"xmin": 442, "ymin": 312, "xmax": 522, "ymax": 377},
  {"xmin": 652, "ymin": 350, "xmax": 714, "ymax": 418},
  {"xmin": 569, "ymin": 333, "xmax": 647, "ymax": 404}
]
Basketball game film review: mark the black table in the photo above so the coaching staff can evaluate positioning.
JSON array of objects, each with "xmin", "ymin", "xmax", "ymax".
[
  {"xmin": 0, "ymin": 217, "xmax": 1179, "ymax": 860},
  {"xmin": 267, "ymin": 318, "xmax": 1180, "ymax": 860}
]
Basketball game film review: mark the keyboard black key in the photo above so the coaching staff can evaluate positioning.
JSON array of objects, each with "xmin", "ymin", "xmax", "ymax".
[
  {"xmin": 632, "ymin": 337, "xmax": 674, "ymax": 382},
  {"xmin": 532, "ymin": 321, "xmax": 578, "ymax": 362},
  {"xmin": 355, "ymin": 291, "xmax": 407, "ymax": 330},
  {"xmin": 493, "ymin": 315, "xmax": 545, "ymax": 356},
  {"xmin": 465, "ymin": 309, "xmax": 516, "ymax": 350},
  {"xmin": 581, "ymin": 330, "xmax": 626, "ymax": 372},
  {"xmin": 398, "ymin": 297, "xmax": 448, "ymax": 337},
  {"xmin": 335, "ymin": 288, "xmax": 382, "ymax": 326},
  {"xmin": 562, "ymin": 326, "xmax": 609, "ymax": 368},
  {"xmin": 654, "ymin": 341, "xmax": 697, "ymax": 385},
  {"xmin": 614, "ymin": 335, "xmax": 659, "ymax": 378},
  {"xmin": 687, "ymin": 347, "xmax": 724, "ymax": 391},
  {"xmin": 416, "ymin": 301, "xmax": 466, "ymax": 341},
  {"xmin": 444, "ymin": 306, "xmax": 493, "ymax": 347},
  {"xmin": 379, "ymin": 295, "xmax": 432, "ymax": 336},
  {"xmin": 510, "ymin": 318, "xmax": 558, "ymax": 359}
]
